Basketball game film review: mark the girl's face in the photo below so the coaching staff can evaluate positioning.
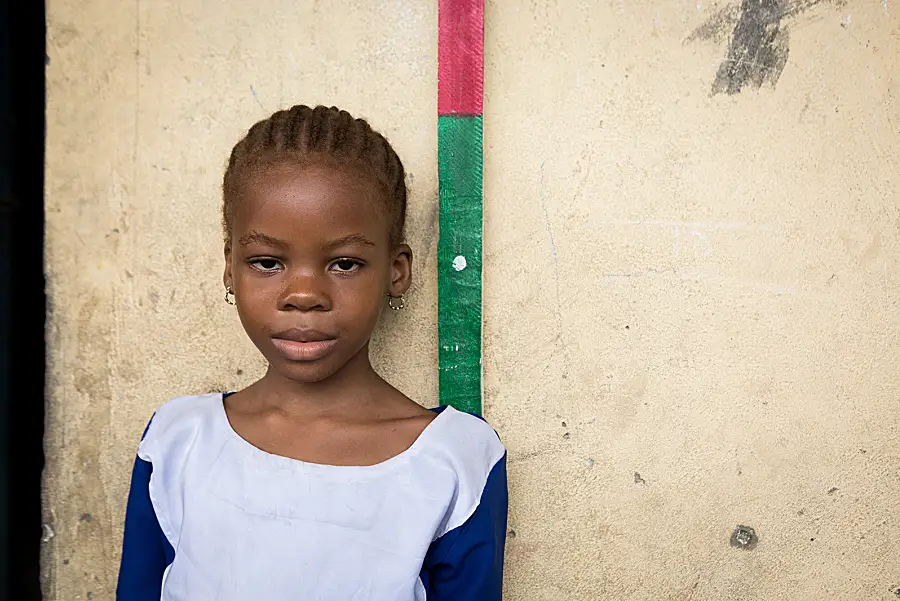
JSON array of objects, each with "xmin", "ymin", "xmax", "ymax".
[{"xmin": 224, "ymin": 163, "xmax": 411, "ymax": 383}]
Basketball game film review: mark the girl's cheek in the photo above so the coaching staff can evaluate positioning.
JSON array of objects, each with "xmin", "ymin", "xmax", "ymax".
[{"xmin": 237, "ymin": 279, "xmax": 280, "ymax": 304}]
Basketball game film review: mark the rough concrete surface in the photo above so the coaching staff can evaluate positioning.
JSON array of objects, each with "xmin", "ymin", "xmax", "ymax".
[{"xmin": 44, "ymin": 0, "xmax": 899, "ymax": 599}]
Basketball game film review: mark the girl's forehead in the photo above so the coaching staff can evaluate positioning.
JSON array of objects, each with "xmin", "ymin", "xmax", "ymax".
[{"xmin": 234, "ymin": 164, "xmax": 391, "ymax": 241}]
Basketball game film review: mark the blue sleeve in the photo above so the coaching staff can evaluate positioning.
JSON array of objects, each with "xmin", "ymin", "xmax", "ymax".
[
  {"xmin": 116, "ymin": 424, "xmax": 175, "ymax": 600},
  {"xmin": 420, "ymin": 454, "xmax": 508, "ymax": 601}
]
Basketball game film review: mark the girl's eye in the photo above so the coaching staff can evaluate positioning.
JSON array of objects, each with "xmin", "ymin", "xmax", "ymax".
[
  {"xmin": 248, "ymin": 258, "xmax": 282, "ymax": 272},
  {"xmin": 330, "ymin": 259, "xmax": 362, "ymax": 273}
]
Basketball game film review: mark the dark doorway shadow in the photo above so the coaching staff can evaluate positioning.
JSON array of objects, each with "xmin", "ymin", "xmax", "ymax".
[{"xmin": 1, "ymin": 0, "xmax": 46, "ymax": 599}]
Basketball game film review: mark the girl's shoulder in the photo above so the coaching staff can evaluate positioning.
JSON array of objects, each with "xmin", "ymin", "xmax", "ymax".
[
  {"xmin": 137, "ymin": 393, "xmax": 226, "ymax": 460},
  {"xmin": 415, "ymin": 405, "xmax": 506, "ymax": 480},
  {"xmin": 422, "ymin": 405, "xmax": 505, "ymax": 456}
]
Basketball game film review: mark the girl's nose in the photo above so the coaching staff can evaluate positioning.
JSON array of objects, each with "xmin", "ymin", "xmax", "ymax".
[{"xmin": 277, "ymin": 273, "xmax": 331, "ymax": 312}]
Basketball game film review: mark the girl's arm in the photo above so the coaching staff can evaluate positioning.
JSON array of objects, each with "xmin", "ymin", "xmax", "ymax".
[
  {"xmin": 116, "ymin": 426, "xmax": 174, "ymax": 600},
  {"xmin": 421, "ymin": 454, "xmax": 508, "ymax": 601}
]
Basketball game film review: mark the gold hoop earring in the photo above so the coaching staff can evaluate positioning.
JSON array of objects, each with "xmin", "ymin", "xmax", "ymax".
[
  {"xmin": 224, "ymin": 287, "xmax": 236, "ymax": 306},
  {"xmin": 387, "ymin": 294, "xmax": 405, "ymax": 311}
]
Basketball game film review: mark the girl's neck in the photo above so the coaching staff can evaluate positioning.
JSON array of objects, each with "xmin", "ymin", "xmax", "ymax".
[{"xmin": 249, "ymin": 344, "xmax": 388, "ymax": 417}]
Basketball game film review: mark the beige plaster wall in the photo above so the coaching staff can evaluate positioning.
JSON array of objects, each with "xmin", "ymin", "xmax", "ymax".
[{"xmin": 43, "ymin": 0, "xmax": 899, "ymax": 599}]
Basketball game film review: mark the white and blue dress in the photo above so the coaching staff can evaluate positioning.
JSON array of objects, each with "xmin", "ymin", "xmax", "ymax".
[{"xmin": 116, "ymin": 393, "xmax": 508, "ymax": 601}]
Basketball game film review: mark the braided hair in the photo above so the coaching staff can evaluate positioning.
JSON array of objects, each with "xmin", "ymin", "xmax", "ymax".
[{"xmin": 222, "ymin": 105, "xmax": 407, "ymax": 252}]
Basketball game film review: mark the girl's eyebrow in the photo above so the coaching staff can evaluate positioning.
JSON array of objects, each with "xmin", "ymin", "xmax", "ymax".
[
  {"xmin": 238, "ymin": 231, "xmax": 289, "ymax": 248},
  {"xmin": 325, "ymin": 234, "xmax": 376, "ymax": 249},
  {"xmin": 239, "ymin": 231, "xmax": 376, "ymax": 249}
]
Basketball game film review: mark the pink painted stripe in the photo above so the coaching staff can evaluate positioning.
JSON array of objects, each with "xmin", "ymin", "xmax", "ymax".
[{"xmin": 438, "ymin": 0, "xmax": 484, "ymax": 116}]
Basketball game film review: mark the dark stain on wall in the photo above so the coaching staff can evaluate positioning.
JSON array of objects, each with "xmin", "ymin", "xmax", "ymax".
[
  {"xmin": 687, "ymin": 0, "xmax": 846, "ymax": 95},
  {"xmin": 712, "ymin": 0, "xmax": 790, "ymax": 94},
  {"xmin": 730, "ymin": 524, "xmax": 759, "ymax": 550}
]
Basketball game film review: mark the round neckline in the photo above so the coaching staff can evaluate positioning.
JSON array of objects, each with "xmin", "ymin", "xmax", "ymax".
[{"xmin": 217, "ymin": 392, "xmax": 455, "ymax": 473}]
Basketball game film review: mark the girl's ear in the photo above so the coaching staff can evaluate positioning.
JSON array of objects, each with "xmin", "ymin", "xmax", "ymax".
[
  {"xmin": 223, "ymin": 248, "xmax": 234, "ymax": 290},
  {"xmin": 389, "ymin": 244, "xmax": 413, "ymax": 297}
]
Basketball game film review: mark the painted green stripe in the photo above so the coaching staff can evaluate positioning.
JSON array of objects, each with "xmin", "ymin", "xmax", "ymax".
[{"xmin": 437, "ymin": 115, "xmax": 483, "ymax": 415}]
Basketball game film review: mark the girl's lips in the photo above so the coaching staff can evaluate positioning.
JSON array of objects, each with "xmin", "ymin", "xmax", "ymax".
[{"xmin": 270, "ymin": 338, "xmax": 338, "ymax": 362}]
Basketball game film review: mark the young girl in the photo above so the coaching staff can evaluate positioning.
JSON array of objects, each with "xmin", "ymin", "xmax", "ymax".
[{"xmin": 116, "ymin": 105, "xmax": 507, "ymax": 600}]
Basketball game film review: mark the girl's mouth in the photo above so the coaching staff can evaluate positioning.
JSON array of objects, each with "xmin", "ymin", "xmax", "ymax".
[{"xmin": 270, "ymin": 337, "xmax": 338, "ymax": 362}]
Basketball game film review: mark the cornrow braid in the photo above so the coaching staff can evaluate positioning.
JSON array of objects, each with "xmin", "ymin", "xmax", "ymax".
[{"xmin": 222, "ymin": 105, "xmax": 407, "ymax": 251}]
